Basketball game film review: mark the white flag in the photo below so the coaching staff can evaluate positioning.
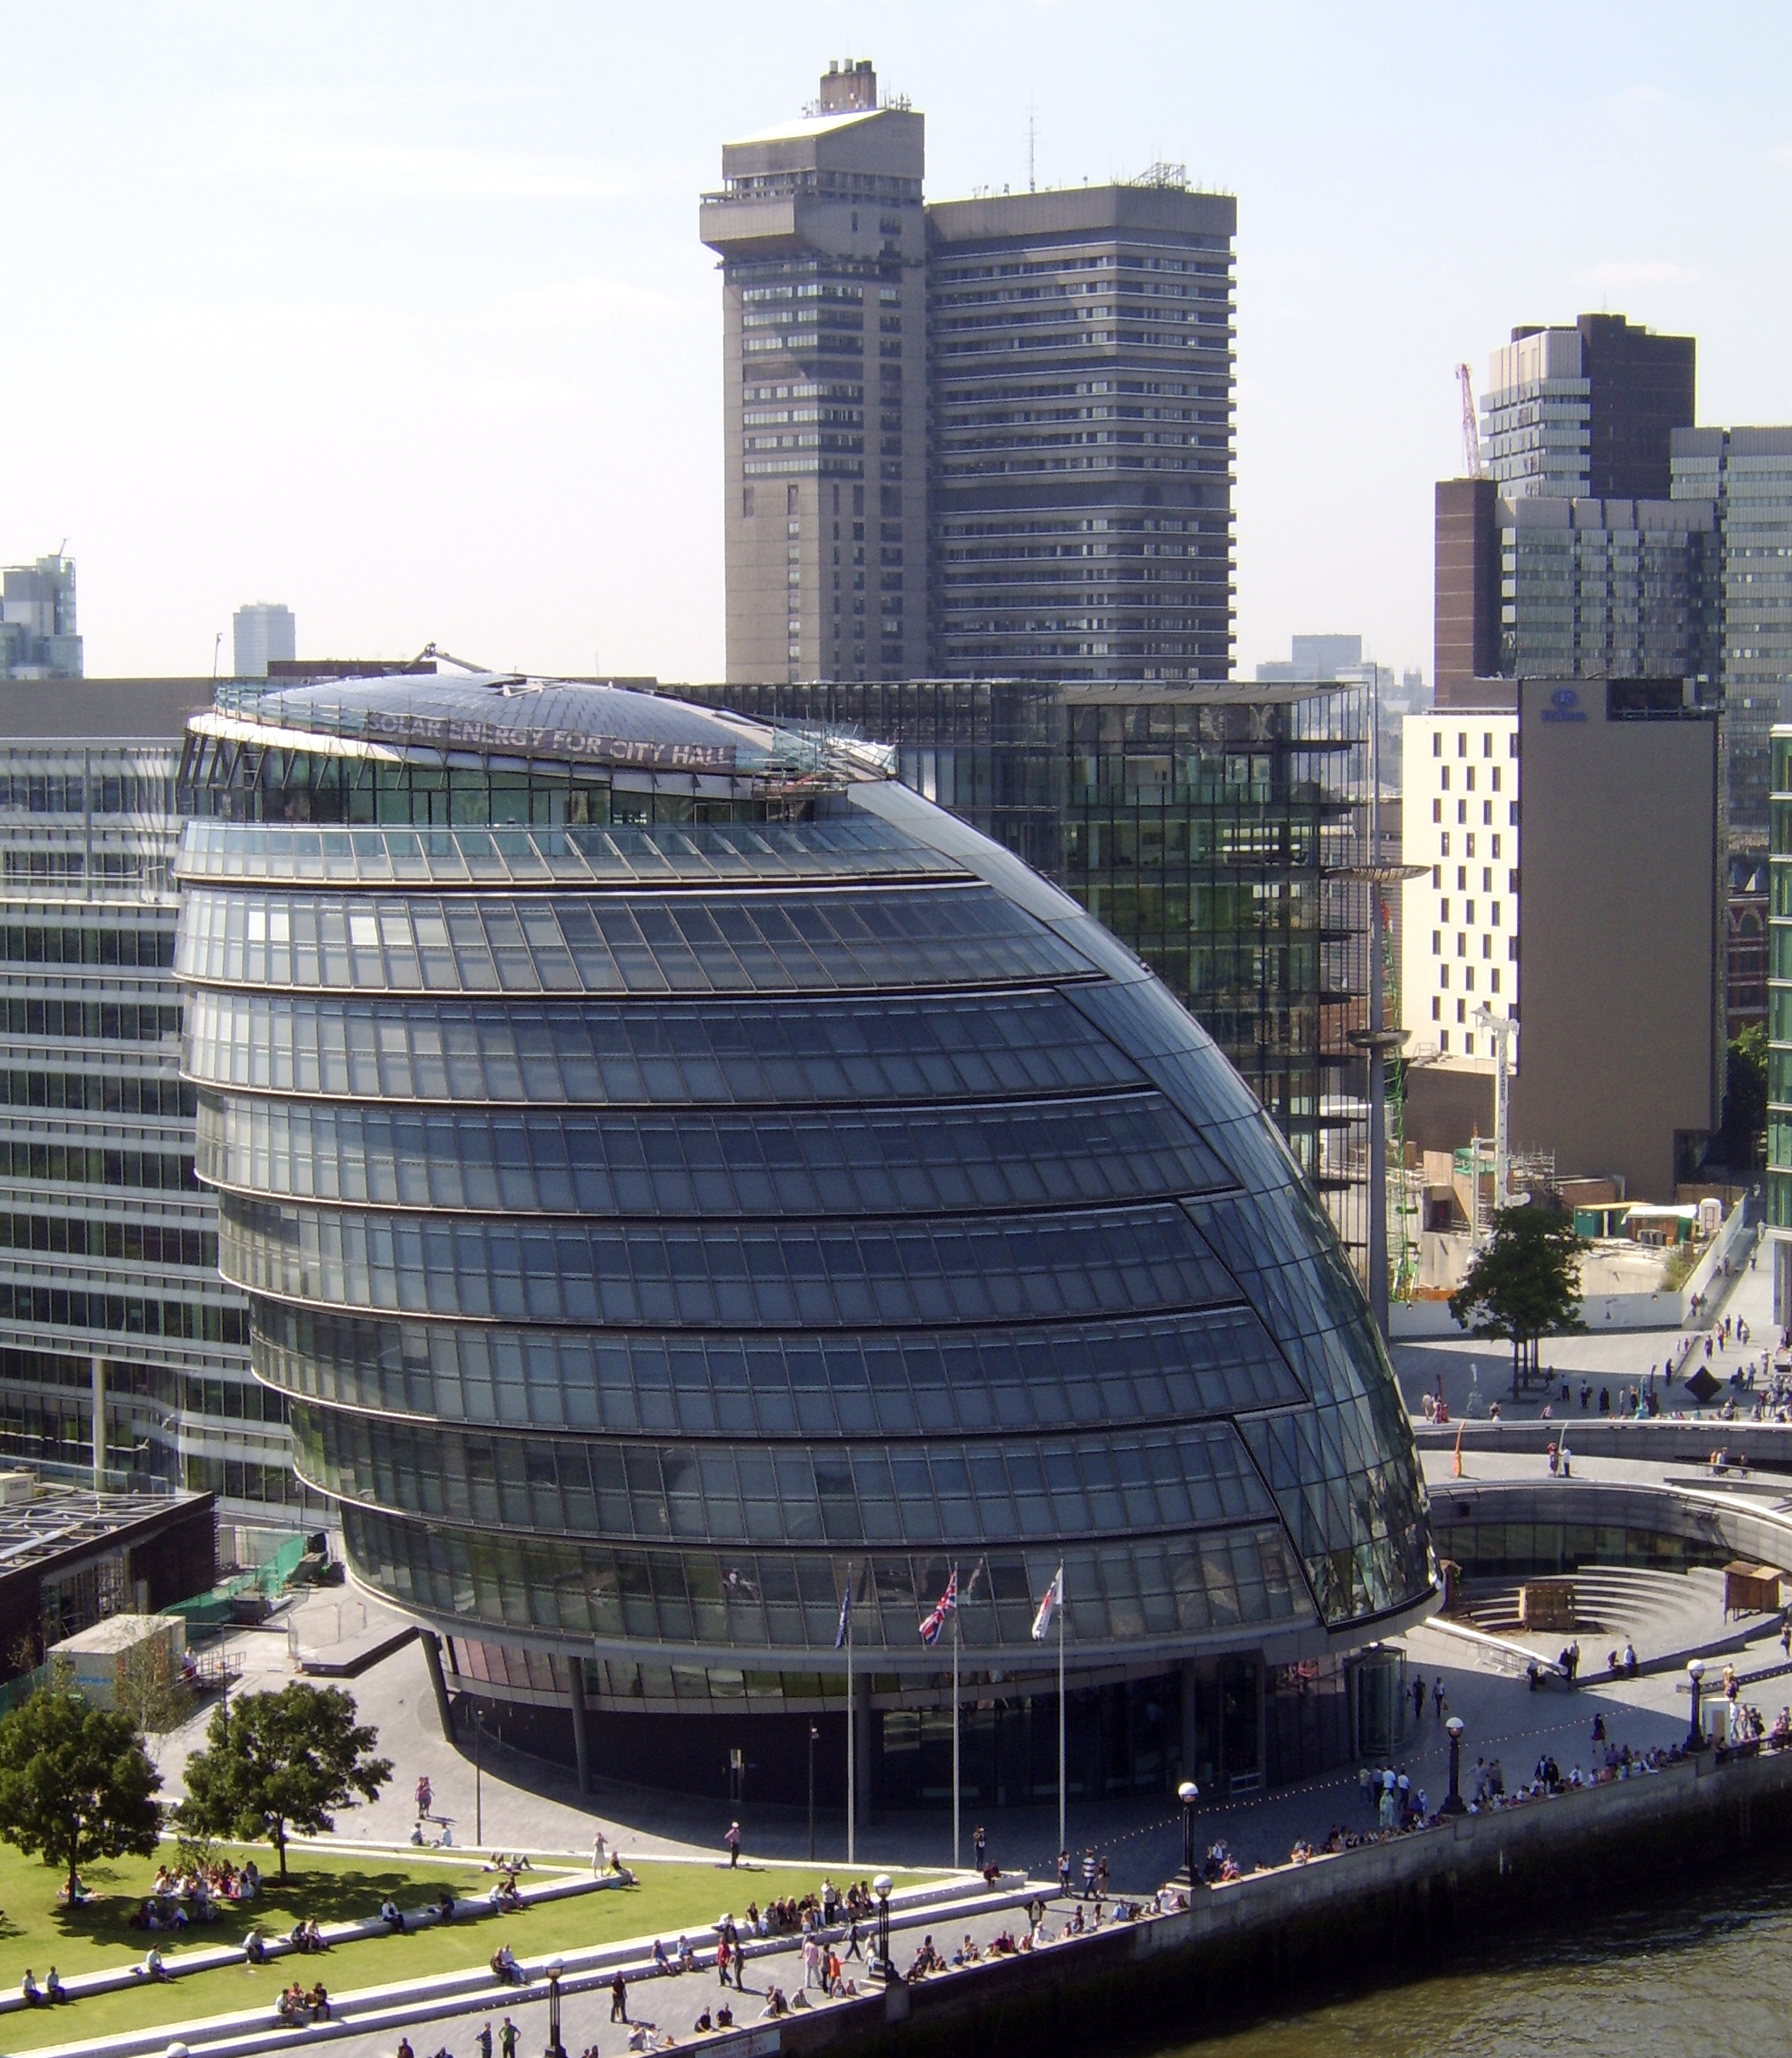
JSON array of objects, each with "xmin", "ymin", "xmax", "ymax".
[{"xmin": 1031, "ymin": 1565, "xmax": 1064, "ymax": 1641}]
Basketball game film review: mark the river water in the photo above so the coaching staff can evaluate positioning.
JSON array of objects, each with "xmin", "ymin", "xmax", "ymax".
[{"xmin": 1163, "ymin": 1863, "xmax": 1792, "ymax": 2057}]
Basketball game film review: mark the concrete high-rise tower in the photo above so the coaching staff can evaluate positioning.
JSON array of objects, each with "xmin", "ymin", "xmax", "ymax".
[
  {"xmin": 701, "ymin": 60, "xmax": 927, "ymax": 685},
  {"xmin": 232, "ymin": 603, "xmax": 296, "ymax": 680}
]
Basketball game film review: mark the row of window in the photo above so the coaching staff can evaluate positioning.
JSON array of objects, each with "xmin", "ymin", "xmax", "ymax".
[
  {"xmin": 295, "ymin": 1408, "xmax": 1276, "ymax": 1549},
  {"xmin": 1431, "ymin": 933, "xmax": 1521, "ymax": 963},
  {"xmin": 0, "ymin": 999, "xmax": 180, "ymax": 1044},
  {"xmin": 196, "ymin": 1090, "xmax": 1230, "ymax": 1220},
  {"xmin": 0, "ymin": 774, "xmax": 173, "ymax": 815},
  {"xmin": 182, "ymin": 988, "xmax": 1139, "ymax": 1108},
  {"xmin": 345, "ymin": 1506, "xmax": 1311, "ymax": 1652},
  {"xmin": 0, "ymin": 1211, "xmax": 214, "ymax": 1270},
  {"xmin": 254, "ymin": 1301, "xmax": 1305, "ymax": 1440},
  {"xmin": 2, "ymin": 1070, "xmax": 195, "ymax": 1118},
  {"xmin": 0, "ymin": 924, "xmax": 174, "ymax": 969},
  {"xmin": 177, "ymin": 885, "xmax": 1083, "ymax": 998},
  {"xmin": 174, "ymin": 815, "xmax": 951, "ymax": 892},
  {"xmin": 0, "ymin": 1139, "xmax": 196, "ymax": 1192},
  {"xmin": 220, "ymin": 1195, "xmax": 1238, "ymax": 1331},
  {"xmin": 0, "ymin": 1281, "xmax": 247, "ymax": 1345}
]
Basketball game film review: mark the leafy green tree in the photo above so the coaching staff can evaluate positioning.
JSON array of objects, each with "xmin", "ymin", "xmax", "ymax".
[
  {"xmin": 112, "ymin": 1631, "xmax": 193, "ymax": 1747},
  {"xmin": 1720, "ymin": 1023, "xmax": 1768, "ymax": 1171},
  {"xmin": 178, "ymin": 1683, "xmax": 391, "ymax": 1880},
  {"xmin": 1449, "ymin": 1203, "xmax": 1588, "ymax": 1394},
  {"xmin": 0, "ymin": 1684, "xmax": 163, "ymax": 1896}
]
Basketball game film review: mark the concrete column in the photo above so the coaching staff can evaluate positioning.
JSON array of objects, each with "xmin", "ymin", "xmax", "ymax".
[
  {"xmin": 568, "ymin": 1656, "xmax": 592, "ymax": 1795},
  {"xmin": 1775, "ymin": 1235, "xmax": 1792, "ymax": 1330},
  {"xmin": 90, "ymin": 1356, "xmax": 106, "ymax": 1491},
  {"xmin": 419, "ymin": 1630, "xmax": 456, "ymax": 1741}
]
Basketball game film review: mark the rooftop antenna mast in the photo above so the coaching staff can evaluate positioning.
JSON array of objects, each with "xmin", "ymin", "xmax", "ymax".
[
  {"xmin": 1457, "ymin": 363, "xmax": 1483, "ymax": 478},
  {"xmin": 1028, "ymin": 100, "xmax": 1036, "ymax": 192}
]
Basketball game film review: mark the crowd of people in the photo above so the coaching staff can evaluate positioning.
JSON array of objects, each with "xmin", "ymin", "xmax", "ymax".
[{"xmin": 128, "ymin": 1855, "xmax": 261, "ymax": 1930}]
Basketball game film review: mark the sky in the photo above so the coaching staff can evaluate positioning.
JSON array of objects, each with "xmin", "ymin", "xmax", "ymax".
[{"xmin": 3, "ymin": 1, "xmax": 1790, "ymax": 685}]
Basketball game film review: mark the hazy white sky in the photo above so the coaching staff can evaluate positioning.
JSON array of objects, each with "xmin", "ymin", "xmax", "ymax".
[{"xmin": 3, "ymin": 2, "xmax": 1789, "ymax": 683}]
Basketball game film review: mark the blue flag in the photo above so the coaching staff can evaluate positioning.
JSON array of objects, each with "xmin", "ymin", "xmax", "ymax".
[{"xmin": 834, "ymin": 1581, "xmax": 853, "ymax": 1650}]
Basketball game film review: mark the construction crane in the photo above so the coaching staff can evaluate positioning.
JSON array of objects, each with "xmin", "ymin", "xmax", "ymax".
[{"xmin": 1457, "ymin": 363, "xmax": 1483, "ymax": 478}]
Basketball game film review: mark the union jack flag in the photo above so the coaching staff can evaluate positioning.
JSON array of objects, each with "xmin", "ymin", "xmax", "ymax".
[{"xmin": 918, "ymin": 1566, "xmax": 959, "ymax": 1647}]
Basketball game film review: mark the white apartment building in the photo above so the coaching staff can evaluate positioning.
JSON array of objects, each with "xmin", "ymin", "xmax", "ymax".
[{"xmin": 1400, "ymin": 708, "xmax": 1521, "ymax": 1069}]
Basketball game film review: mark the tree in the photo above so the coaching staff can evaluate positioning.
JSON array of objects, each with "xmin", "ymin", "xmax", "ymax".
[
  {"xmin": 112, "ymin": 1632, "xmax": 193, "ymax": 1749},
  {"xmin": 1449, "ymin": 1203, "xmax": 1588, "ymax": 1395},
  {"xmin": 178, "ymin": 1683, "xmax": 391, "ymax": 1880},
  {"xmin": 0, "ymin": 1684, "xmax": 163, "ymax": 1896},
  {"xmin": 1719, "ymin": 1024, "xmax": 1768, "ymax": 1171}
]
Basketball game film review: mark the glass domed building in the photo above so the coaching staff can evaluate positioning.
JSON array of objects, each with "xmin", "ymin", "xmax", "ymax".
[{"xmin": 175, "ymin": 673, "xmax": 1431, "ymax": 1809}]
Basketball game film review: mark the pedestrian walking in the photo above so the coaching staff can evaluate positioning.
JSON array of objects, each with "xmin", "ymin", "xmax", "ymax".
[
  {"xmin": 716, "ymin": 1935, "xmax": 731, "ymax": 1987},
  {"xmin": 499, "ymin": 2017, "xmax": 518, "ymax": 2058},
  {"xmin": 1081, "ymin": 1848, "xmax": 1098, "ymax": 1899},
  {"xmin": 1432, "ymin": 1676, "xmax": 1446, "ymax": 1718},
  {"xmin": 846, "ymin": 1918, "xmax": 863, "ymax": 1962},
  {"xmin": 1057, "ymin": 1849, "xmax": 1070, "ymax": 1895},
  {"xmin": 415, "ymin": 1775, "xmax": 433, "ymax": 1821},
  {"xmin": 611, "ymin": 1975, "xmax": 629, "ymax": 2023},
  {"xmin": 725, "ymin": 1820, "xmax": 741, "ymax": 1869}
]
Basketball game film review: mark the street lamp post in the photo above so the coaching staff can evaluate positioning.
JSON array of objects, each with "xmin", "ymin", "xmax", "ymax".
[
  {"xmin": 543, "ymin": 1956, "xmax": 565, "ymax": 2058},
  {"xmin": 1176, "ymin": 1780, "xmax": 1199, "ymax": 1884},
  {"xmin": 808, "ymin": 1720, "xmax": 818, "ymax": 1862},
  {"xmin": 873, "ymin": 1872, "xmax": 895, "ymax": 1983},
  {"xmin": 1441, "ymin": 1715, "xmax": 1467, "ymax": 1814},
  {"xmin": 473, "ymin": 1705, "xmax": 485, "ymax": 1848},
  {"xmin": 1686, "ymin": 1658, "xmax": 1708, "ymax": 1751}
]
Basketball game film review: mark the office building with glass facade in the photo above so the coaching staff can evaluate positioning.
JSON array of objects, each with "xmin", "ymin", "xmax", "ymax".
[
  {"xmin": 0, "ymin": 678, "xmax": 305, "ymax": 1533},
  {"xmin": 174, "ymin": 672, "xmax": 1429, "ymax": 1807}
]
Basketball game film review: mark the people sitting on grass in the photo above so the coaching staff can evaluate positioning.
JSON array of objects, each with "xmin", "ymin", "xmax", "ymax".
[
  {"xmin": 437, "ymin": 1885, "xmax": 459, "ymax": 1922},
  {"xmin": 381, "ymin": 1895, "xmax": 404, "ymax": 1931},
  {"xmin": 490, "ymin": 1942, "xmax": 523, "ymax": 1984},
  {"xmin": 488, "ymin": 1878, "xmax": 524, "ymax": 1913},
  {"xmin": 57, "ymin": 1873, "xmax": 89, "ymax": 1907}
]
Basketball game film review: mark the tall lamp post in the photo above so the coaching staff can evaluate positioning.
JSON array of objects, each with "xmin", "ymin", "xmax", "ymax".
[
  {"xmin": 1686, "ymin": 1658, "xmax": 1708, "ymax": 1751},
  {"xmin": 873, "ymin": 1872, "xmax": 895, "ymax": 1983},
  {"xmin": 473, "ymin": 1703, "xmax": 485, "ymax": 1847},
  {"xmin": 1176, "ymin": 1780, "xmax": 1199, "ymax": 1884},
  {"xmin": 808, "ymin": 1719, "xmax": 818, "ymax": 1862},
  {"xmin": 543, "ymin": 1955, "xmax": 565, "ymax": 2058},
  {"xmin": 1441, "ymin": 1716, "xmax": 1467, "ymax": 1814}
]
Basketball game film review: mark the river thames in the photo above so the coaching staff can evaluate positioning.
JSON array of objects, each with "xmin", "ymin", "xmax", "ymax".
[{"xmin": 1180, "ymin": 1862, "xmax": 1792, "ymax": 2057}]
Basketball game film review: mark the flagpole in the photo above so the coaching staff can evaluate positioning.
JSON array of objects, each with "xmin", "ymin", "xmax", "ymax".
[
  {"xmin": 951, "ymin": 1602, "xmax": 961, "ymax": 1872},
  {"xmin": 846, "ymin": 1563, "xmax": 855, "ymax": 1869},
  {"xmin": 1057, "ymin": 1570, "xmax": 1065, "ymax": 1863}
]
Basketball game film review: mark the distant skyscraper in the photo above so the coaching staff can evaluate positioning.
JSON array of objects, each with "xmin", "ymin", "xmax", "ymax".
[
  {"xmin": 0, "ymin": 554, "xmax": 82, "ymax": 680},
  {"xmin": 700, "ymin": 60, "xmax": 927, "ymax": 686},
  {"xmin": 703, "ymin": 64, "xmax": 1236, "ymax": 688},
  {"xmin": 1481, "ymin": 314, "xmax": 1695, "ymax": 504},
  {"xmin": 232, "ymin": 603, "xmax": 296, "ymax": 681},
  {"xmin": 927, "ymin": 180, "xmax": 1236, "ymax": 683}
]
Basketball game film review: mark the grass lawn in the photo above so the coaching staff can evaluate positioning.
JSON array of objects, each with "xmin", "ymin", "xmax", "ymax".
[{"xmin": 0, "ymin": 1849, "xmax": 925, "ymax": 2052}]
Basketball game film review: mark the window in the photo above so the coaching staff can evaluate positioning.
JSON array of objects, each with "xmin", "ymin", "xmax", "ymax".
[
  {"xmin": 1464, "ymin": 1031, "xmax": 1475, "ymax": 1055},
  {"xmin": 1458, "ymin": 800, "xmax": 1467, "ymax": 824},
  {"xmin": 1440, "ymin": 964, "xmax": 1449, "ymax": 988},
  {"xmin": 1441, "ymin": 832, "xmax": 1451, "ymax": 855},
  {"xmin": 1491, "ymin": 901, "xmax": 1502, "ymax": 926},
  {"xmin": 1464, "ymin": 902, "xmax": 1475, "ymax": 924},
  {"xmin": 1440, "ymin": 1029, "xmax": 1450, "ymax": 1052},
  {"xmin": 1465, "ymin": 766, "xmax": 1475, "ymax": 792},
  {"xmin": 1431, "ymin": 733, "xmax": 1441, "ymax": 758},
  {"xmin": 1483, "ymin": 733, "xmax": 1493, "ymax": 757},
  {"xmin": 1491, "ymin": 969, "xmax": 1501, "ymax": 992},
  {"xmin": 1456, "ymin": 866, "xmax": 1466, "ymax": 890},
  {"xmin": 1509, "ymin": 868, "xmax": 1520, "ymax": 891},
  {"xmin": 1431, "ymin": 929, "xmax": 1441, "ymax": 955},
  {"xmin": 1431, "ymin": 866, "xmax": 1441, "ymax": 889},
  {"xmin": 1508, "ymin": 936, "xmax": 1519, "ymax": 961},
  {"xmin": 1456, "ymin": 998, "xmax": 1466, "ymax": 1021},
  {"xmin": 1509, "ymin": 734, "xmax": 1519, "ymax": 757},
  {"xmin": 1492, "ymin": 768, "xmax": 1502, "ymax": 792},
  {"xmin": 1431, "ymin": 996, "xmax": 1441, "ymax": 1020},
  {"xmin": 1457, "ymin": 933, "xmax": 1466, "ymax": 956},
  {"xmin": 1483, "ymin": 801, "xmax": 1493, "ymax": 826},
  {"xmin": 1457, "ymin": 734, "xmax": 1467, "ymax": 757},
  {"xmin": 1432, "ymin": 798, "xmax": 1442, "ymax": 824},
  {"xmin": 1482, "ymin": 934, "xmax": 1492, "ymax": 959},
  {"xmin": 1509, "ymin": 802, "xmax": 1519, "ymax": 826},
  {"xmin": 1464, "ymin": 967, "xmax": 1475, "ymax": 991},
  {"xmin": 1440, "ymin": 900, "xmax": 1451, "ymax": 922},
  {"xmin": 1492, "ymin": 835, "xmax": 1502, "ymax": 859},
  {"xmin": 1465, "ymin": 833, "xmax": 1475, "ymax": 858}
]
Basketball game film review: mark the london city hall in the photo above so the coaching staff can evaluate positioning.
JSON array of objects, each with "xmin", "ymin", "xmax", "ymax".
[{"xmin": 174, "ymin": 675, "xmax": 1431, "ymax": 1809}]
